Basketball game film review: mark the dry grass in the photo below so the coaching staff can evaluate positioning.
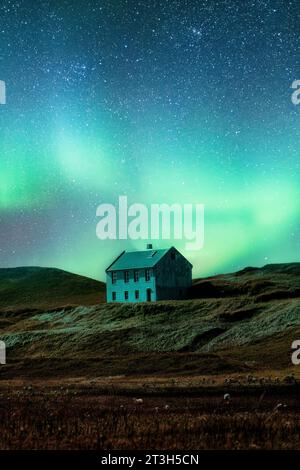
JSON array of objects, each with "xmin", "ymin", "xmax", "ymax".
[
  {"xmin": 1, "ymin": 263, "xmax": 300, "ymax": 449},
  {"xmin": 1, "ymin": 383, "xmax": 300, "ymax": 450}
]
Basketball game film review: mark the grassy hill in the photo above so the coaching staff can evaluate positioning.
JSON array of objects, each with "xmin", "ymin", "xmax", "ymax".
[
  {"xmin": 0, "ymin": 263, "xmax": 300, "ymax": 379},
  {"xmin": 0, "ymin": 267, "xmax": 105, "ymax": 311},
  {"xmin": 191, "ymin": 263, "xmax": 300, "ymax": 300}
]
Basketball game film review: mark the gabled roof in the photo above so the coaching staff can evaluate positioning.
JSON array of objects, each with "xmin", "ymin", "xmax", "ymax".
[{"xmin": 106, "ymin": 248, "xmax": 169, "ymax": 272}]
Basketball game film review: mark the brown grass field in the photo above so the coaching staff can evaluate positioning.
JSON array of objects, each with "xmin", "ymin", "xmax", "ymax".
[
  {"xmin": 1, "ymin": 264, "xmax": 300, "ymax": 450},
  {"xmin": 1, "ymin": 376, "xmax": 300, "ymax": 450}
]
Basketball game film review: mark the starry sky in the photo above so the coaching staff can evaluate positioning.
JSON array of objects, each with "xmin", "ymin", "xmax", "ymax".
[{"xmin": 0, "ymin": 0, "xmax": 300, "ymax": 281}]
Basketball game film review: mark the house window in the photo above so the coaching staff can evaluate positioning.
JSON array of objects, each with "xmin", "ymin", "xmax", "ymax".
[
  {"xmin": 124, "ymin": 291, "xmax": 129, "ymax": 300},
  {"xmin": 145, "ymin": 269, "xmax": 151, "ymax": 282},
  {"xmin": 112, "ymin": 292, "xmax": 116, "ymax": 301},
  {"xmin": 134, "ymin": 270, "xmax": 139, "ymax": 282},
  {"xmin": 171, "ymin": 251, "xmax": 176, "ymax": 260},
  {"xmin": 135, "ymin": 290, "xmax": 139, "ymax": 300},
  {"xmin": 112, "ymin": 272, "xmax": 117, "ymax": 284},
  {"xmin": 124, "ymin": 271, "xmax": 129, "ymax": 283}
]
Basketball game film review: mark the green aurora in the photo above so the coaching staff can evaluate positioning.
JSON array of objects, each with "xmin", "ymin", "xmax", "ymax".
[{"xmin": 0, "ymin": 0, "xmax": 300, "ymax": 281}]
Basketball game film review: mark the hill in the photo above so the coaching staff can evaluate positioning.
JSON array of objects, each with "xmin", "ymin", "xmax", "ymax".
[
  {"xmin": 191, "ymin": 263, "xmax": 300, "ymax": 300},
  {"xmin": 0, "ymin": 267, "xmax": 105, "ymax": 312},
  {"xmin": 0, "ymin": 263, "xmax": 300, "ymax": 379}
]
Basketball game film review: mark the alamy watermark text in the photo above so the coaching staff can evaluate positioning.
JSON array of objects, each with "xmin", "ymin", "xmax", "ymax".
[
  {"xmin": 0, "ymin": 341, "xmax": 6, "ymax": 365},
  {"xmin": 96, "ymin": 196, "xmax": 204, "ymax": 250},
  {"xmin": 0, "ymin": 80, "xmax": 6, "ymax": 105}
]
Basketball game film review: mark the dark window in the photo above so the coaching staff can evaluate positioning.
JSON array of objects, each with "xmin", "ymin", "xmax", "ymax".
[
  {"xmin": 124, "ymin": 291, "xmax": 129, "ymax": 300},
  {"xmin": 171, "ymin": 251, "xmax": 176, "ymax": 260},
  {"xmin": 112, "ymin": 272, "xmax": 117, "ymax": 284},
  {"xmin": 134, "ymin": 270, "xmax": 139, "ymax": 282},
  {"xmin": 124, "ymin": 271, "xmax": 129, "ymax": 283},
  {"xmin": 135, "ymin": 290, "xmax": 139, "ymax": 300},
  {"xmin": 145, "ymin": 269, "xmax": 151, "ymax": 282},
  {"xmin": 112, "ymin": 292, "xmax": 116, "ymax": 301}
]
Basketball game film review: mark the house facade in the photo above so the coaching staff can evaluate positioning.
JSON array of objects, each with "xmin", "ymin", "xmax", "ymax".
[{"xmin": 105, "ymin": 245, "xmax": 192, "ymax": 303}]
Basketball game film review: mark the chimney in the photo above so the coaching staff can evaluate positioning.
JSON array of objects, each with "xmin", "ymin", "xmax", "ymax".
[{"xmin": 146, "ymin": 244, "xmax": 153, "ymax": 250}]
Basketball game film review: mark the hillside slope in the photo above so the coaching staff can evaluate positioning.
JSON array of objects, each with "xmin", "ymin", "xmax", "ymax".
[
  {"xmin": 1, "ymin": 263, "xmax": 300, "ymax": 378},
  {"xmin": 0, "ymin": 267, "xmax": 105, "ymax": 311},
  {"xmin": 191, "ymin": 263, "xmax": 300, "ymax": 300}
]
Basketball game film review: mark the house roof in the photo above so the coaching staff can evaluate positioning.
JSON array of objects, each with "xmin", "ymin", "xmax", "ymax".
[{"xmin": 106, "ymin": 248, "xmax": 170, "ymax": 271}]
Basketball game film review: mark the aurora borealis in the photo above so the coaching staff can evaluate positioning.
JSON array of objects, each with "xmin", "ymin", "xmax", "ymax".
[{"xmin": 0, "ymin": 0, "xmax": 300, "ymax": 281}]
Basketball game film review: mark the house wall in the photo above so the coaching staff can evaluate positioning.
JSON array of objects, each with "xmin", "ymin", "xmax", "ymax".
[
  {"xmin": 106, "ymin": 268, "xmax": 156, "ymax": 302},
  {"xmin": 155, "ymin": 247, "xmax": 192, "ymax": 300}
]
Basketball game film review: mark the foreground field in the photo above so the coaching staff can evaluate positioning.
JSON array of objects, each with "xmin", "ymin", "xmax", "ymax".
[
  {"xmin": 1, "ymin": 379, "xmax": 300, "ymax": 450},
  {"xmin": 1, "ymin": 263, "xmax": 300, "ymax": 449}
]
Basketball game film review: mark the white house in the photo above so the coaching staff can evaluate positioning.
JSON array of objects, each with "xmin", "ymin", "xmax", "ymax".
[{"xmin": 105, "ymin": 245, "xmax": 192, "ymax": 303}]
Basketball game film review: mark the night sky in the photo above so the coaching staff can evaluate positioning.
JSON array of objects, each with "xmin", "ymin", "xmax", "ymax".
[{"xmin": 0, "ymin": 0, "xmax": 300, "ymax": 281}]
